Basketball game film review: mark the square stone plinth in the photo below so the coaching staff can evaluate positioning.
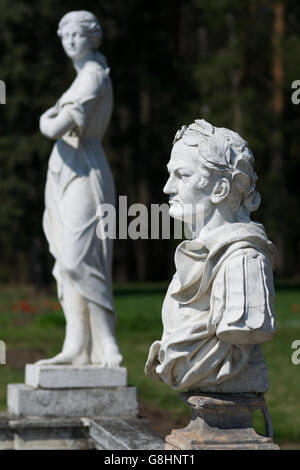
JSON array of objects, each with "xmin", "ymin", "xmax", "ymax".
[
  {"xmin": 25, "ymin": 364, "xmax": 127, "ymax": 389},
  {"xmin": 8, "ymin": 384, "xmax": 138, "ymax": 418}
]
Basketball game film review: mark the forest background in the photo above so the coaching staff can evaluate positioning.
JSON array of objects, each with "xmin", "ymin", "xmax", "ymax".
[{"xmin": 1, "ymin": 0, "xmax": 299, "ymax": 284}]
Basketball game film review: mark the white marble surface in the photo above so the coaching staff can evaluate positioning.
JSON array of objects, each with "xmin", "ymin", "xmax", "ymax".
[
  {"xmin": 25, "ymin": 364, "xmax": 127, "ymax": 389},
  {"xmin": 38, "ymin": 11, "xmax": 122, "ymax": 368},
  {"xmin": 145, "ymin": 119, "xmax": 277, "ymax": 393}
]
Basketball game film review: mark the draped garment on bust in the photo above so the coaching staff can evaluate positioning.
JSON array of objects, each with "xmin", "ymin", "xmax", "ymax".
[{"xmin": 145, "ymin": 222, "xmax": 277, "ymax": 393}]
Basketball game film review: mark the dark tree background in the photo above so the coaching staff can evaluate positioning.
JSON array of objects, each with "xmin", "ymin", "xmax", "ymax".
[{"xmin": 0, "ymin": 0, "xmax": 299, "ymax": 284}]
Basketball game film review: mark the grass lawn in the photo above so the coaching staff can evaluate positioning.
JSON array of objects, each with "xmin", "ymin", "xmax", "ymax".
[{"xmin": 0, "ymin": 282, "xmax": 300, "ymax": 449}]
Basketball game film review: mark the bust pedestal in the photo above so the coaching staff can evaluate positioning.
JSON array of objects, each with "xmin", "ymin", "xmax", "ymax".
[{"xmin": 165, "ymin": 392, "xmax": 279, "ymax": 450}]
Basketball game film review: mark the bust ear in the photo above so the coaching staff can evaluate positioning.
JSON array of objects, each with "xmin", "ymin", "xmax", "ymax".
[{"xmin": 210, "ymin": 178, "xmax": 230, "ymax": 204}]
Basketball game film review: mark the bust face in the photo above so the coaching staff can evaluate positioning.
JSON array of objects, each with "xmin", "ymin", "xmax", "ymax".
[
  {"xmin": 60, "ymin": 22, "xmax": 92, "ymax": 60},
  {"xmin": 164, "ymin": 140, "xmax": 214, "ymax": 227}
]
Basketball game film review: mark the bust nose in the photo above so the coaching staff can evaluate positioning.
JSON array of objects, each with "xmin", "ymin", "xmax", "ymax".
[
  {"xmin": 163, "ymin": 174, "xmax": 177, "ymax": 195},
  {"xmin": 64, "ymin": 38, "xmax": 74, "ymax": 48},
  {"xmin": 66, "ymin": 34, "xmax": 75, "ymax": 47}
]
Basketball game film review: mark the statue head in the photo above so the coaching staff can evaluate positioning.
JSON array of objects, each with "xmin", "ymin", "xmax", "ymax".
[
  {"xmin": 164, "ymin": 119, "xmax": 261, "ymax": 230},
  {"xmin": 57, "ymin": 11, "xmax": 102, "ymax": 61}
]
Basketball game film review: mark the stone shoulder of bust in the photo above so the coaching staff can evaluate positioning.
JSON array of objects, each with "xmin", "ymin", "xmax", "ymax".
[{"xmin": 211, "ymin": 244, "xmax": 276, "ymax": 346}]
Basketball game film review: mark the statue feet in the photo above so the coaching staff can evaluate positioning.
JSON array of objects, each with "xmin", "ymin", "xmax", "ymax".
[
  {"xmin": 36, "ymin": 339, "xmax": 123, "ymax": 368},
  {"xmin": 36, "ymin": 343, "xmax": 122, "ymax": 368},
  {"xmin": 95, "ymin": 340, "xmax": 123, "ymax": 368},
  {"xmin": 36, "ymin": 349, "xmax": 90, "ymax": 366}
]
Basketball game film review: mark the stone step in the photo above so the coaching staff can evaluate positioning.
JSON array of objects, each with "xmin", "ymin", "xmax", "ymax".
[
  {"xmin": 11, "ymin": 416, "xmax": 94, "ymax": 450},
  {"xmin": 89, "ymin": 417, "xmax": 164, "ymax": 450},
  {"xmin": 8, "ymin": 384, "xmax": 138, "ymax": 418},
  {"xmin": 0, "ymin": 414, "xmax": 164, "ymax": 450},
  {"xmin": 0, "ymin": 414, "xmax": 14, "ymax": 450}
]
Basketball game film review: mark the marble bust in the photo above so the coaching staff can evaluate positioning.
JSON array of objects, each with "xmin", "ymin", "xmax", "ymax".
[
  {"xmin": 38, "ymin": 10, "xmax": 122, "ymax": 367},
  {"xmin": 145, "ymin": 119, "xmax": 277, "ymax": 393}
]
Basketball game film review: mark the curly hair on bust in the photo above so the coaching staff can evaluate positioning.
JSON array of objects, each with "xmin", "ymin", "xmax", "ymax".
[
  {"xmin": 57, "ymin": 10, "xmax": 102, "ymax": 50},
  {"xmin": 173, "ymin": 119, "xmax": 261, "ymax": 221}
]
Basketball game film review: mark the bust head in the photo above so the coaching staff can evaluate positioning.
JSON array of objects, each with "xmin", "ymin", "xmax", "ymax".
[
  {"xmin": 164, "ymin": 119, "xmax": 260, "ymax": 231},
  {"xmin": 57, "ymin": 10, "xmax": 102, "ymax": 61}
]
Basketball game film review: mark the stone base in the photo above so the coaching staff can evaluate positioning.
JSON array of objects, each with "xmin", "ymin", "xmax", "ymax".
[
  {"xmin": 0, "ymin": 415, "xmax": 164, "ymax": 450},
  {"xmin": 0, "ymin": 414, "xmax": 14, "ymax": 450},
  {"xmin": 8, "ymin": 384, "xmax": 138, "ymax": 418},
  {"xmin": 165, "ymin": 392, "xmax": 280, "ymax": 450},
  {"xmin": 4, "ymin": 363, "xmax": 162, "ymax": 450},
  {"xmin": 0, "ymin": 415, "xmax": 94, "ymax": 450},
  {"xmin": 89, "ymin": 418, "xmax": 164, "ymax": 450},
  {"xmin": 25, "ymin": 364, "xmax": 127, "ymax": 389}
]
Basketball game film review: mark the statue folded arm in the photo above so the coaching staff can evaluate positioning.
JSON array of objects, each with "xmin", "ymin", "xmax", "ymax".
[
  {"xmin": 39, "ymin": 69, "xmax": 104, "ymax": 140},
  {"xmin": 40, "ymin": 107, "xmax": 74, "ymax": 140}
]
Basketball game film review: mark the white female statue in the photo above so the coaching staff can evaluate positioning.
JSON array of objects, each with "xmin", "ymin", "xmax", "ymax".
[
  {"xmin": 145, "ymin": 119, "xmax": 277, "ymax": 393},
  {"xmin": 38, "ymin": 11, "xmax": 122, "ymax": 367}
]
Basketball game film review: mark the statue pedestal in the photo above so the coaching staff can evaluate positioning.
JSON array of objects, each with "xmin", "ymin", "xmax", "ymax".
[
  {"xmin": 8, "ymin": 364, "xmax": 137, "ymax": 418},
  {"xmin": 165, "ymin": 392, "xmax": 279, "ymax": 450},
  {"xmin": 2, "ymin": 364, "xmax": 162, "ymax": 450},
  {"xmin": 2, "ymin": 364, "xmax": 164, "ymax": 449},
  {"xmin": 25, "ymin": 363, "xmax": 127, "ymax": 388}
]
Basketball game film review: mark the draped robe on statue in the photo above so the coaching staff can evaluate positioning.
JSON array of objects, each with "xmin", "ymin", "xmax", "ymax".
[
  {"xmin": 43, "ymin": 58, "xmax": 116, "ymax": 316},
  {"xmin": 145, "ymin": 222, "xmax": 277, "ymax": 393}
]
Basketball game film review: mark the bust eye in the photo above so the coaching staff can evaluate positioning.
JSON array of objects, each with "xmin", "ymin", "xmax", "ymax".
[{"xmin": 177, "ymin": 170, "xmax": 192, "ymax": 179}]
